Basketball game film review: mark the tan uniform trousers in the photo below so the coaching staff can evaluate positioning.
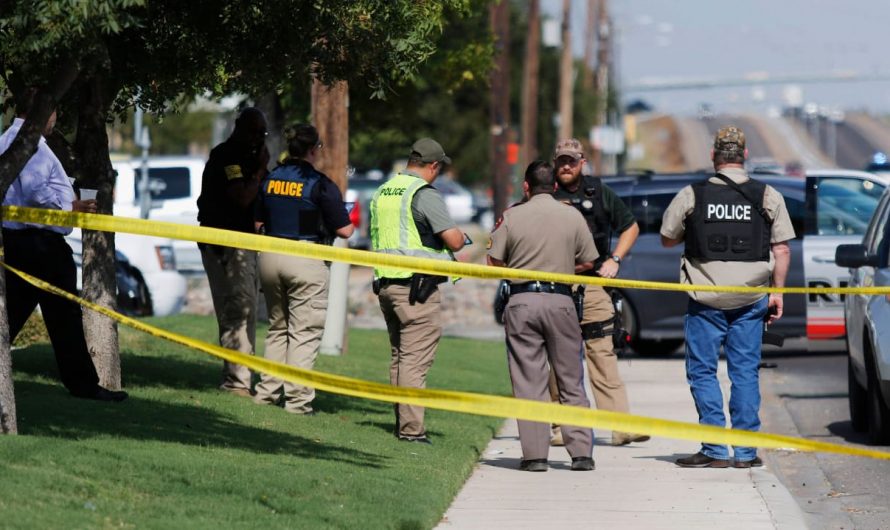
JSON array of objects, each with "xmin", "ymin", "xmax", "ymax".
[
  {"xmin": 378, "ymin": 284, "xmax": 442, "ymax": 438},
  {"xmin": 549, "ymin": 286, "xmax": 633, "ymax": 443},
  {"xmin": 200, "ymin": 244, "xmax": 257, "ymax": 392},
  {"xmin": 254, "ymin": 253, "xmax": 329, "ymax": 414},
  {"xmin": 506, "ymin": 292, "xmax": 593, "ymax": 461}
]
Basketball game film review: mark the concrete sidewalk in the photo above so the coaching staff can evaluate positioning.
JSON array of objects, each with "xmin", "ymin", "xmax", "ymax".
[{"xmin": 438, "ymin": 358, "xmax": 809, "ymax": 530}]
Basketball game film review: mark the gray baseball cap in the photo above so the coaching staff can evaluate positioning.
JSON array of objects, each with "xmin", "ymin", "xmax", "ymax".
[{"xmin": 411, "ymin": 137, "xmax": 452, "ymax": 165}]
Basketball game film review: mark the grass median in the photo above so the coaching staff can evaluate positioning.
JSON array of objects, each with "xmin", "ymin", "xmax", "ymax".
[{"xmin": 0, "ymin": 315, "xmax": 511, "ymax": 529}]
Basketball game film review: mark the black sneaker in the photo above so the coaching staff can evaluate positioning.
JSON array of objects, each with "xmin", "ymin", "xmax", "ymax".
[
  {"xmin": 571, "ymin": 456, "xmax": 595, "ymax": 471},
  {"xmin": 73, "ymin": 386, "xmax": 128, "ymax": 402},
  {"xmin": 733, "ymin": 456, "xmax": 763, "ymax": 468},
  {"xmin": 398, "ymin": 435, "xmax": 432, "ymax": 445},
  {"xmin": 519, "ymin": 459, "xmax": 548, "ymax": 472},
  {"xmin": 675, "ymin": 452, "xmax": 730, "ymax": 468}
]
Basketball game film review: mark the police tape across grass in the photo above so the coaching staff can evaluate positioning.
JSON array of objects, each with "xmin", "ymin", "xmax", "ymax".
[
  {"xmin": 4, "ymin": 260, "xmax": 890, "ymax": 462},
  {"xmin": 0, "ymin": 317, "xmax": 511, "ymax": 529}
]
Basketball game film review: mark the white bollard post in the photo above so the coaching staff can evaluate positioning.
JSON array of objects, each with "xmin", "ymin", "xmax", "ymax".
[{"xmin": 320, "ymin": 237, "xmax": 350, "ymax": 355}]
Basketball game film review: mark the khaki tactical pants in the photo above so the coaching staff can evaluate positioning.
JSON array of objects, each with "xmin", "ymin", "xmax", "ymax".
[
  {"xmin": 201, "ymin": 244, "xmax": 257, "ymax": 391},
  {"xmin": 378, "ymin": 284, "xmax": 442, "ymax": 438},
  {"xmin": 550, "ymin": 286, "xmax": 634, "ymax": 444},
  {"xmin": 255, "ymin": 253, "xmax": 329, "ymax": 414}
]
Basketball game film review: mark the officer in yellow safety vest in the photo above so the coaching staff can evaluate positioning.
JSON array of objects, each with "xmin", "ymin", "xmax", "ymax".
[{"xmin": 370, "ymin": 138, "xmax": 467, "ymax": 444}]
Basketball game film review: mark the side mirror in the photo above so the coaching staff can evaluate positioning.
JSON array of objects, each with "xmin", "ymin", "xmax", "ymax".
[{"xmin": 835, "ymin": 244, "xmax": 878, "ymax": 268}]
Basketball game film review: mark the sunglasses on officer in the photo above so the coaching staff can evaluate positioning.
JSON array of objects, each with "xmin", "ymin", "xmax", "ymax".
[{"xmin": 554, "ymin": 155, "xmax": 582, "ymax": 168}]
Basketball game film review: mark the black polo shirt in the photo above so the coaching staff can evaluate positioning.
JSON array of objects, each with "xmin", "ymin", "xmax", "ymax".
[{"xmin": 197, "ymin": 138, "xmax": 265, "ymax": 233}]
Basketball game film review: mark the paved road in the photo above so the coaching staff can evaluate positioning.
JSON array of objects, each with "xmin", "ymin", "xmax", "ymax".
[{"xmin": 759, "ymin": 342, "xmax": 890, "ymax": 529}]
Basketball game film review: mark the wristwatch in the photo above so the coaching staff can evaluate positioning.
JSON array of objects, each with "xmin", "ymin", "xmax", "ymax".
[{"xmin": 610, "ymin": 254, "xmax": 621, "ymax": 264}]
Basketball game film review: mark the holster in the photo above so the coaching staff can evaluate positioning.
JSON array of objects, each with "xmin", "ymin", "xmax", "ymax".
[
  {"xmin": 372, "ymin": 278, "xmax": 381, "ymax": 296},
  {"xmin": 494, "ymin": 280, "xmax": 510, "ymax": 323},
  {"xmin": 572, "ymin": 286, "xmax": 585, "ymax": 322},
  {"xmin": 409, "ymin": 274, "xmax": 446, "ymax": 305}
]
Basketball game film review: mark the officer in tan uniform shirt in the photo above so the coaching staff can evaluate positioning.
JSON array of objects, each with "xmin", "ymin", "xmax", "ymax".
[
  {"xmin": 488, "ymin": 161, "xmax": 598, "ymax": 472},
  {"xmin": 661, "ymin": 126, "xmax": 795, "ymax": 469}
]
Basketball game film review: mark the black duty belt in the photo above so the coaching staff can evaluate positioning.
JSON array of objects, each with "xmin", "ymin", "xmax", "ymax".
[
  {"xmin": 378, "ymin": 277, "xmax": 413, "ymax": 288},
  {"xmin": 509, "ymin": 281, "xmax": 573, "ymax": 298}
]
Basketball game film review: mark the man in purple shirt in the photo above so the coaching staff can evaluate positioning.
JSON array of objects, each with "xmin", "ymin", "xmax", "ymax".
[{"xmin": 1, "ymin": 95, "xmax": 127, "ymax": 402}]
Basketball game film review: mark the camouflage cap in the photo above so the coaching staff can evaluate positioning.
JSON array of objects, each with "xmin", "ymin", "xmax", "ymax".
[
  {"xmin": 714, "ymin": 126, "xmax": 746, "ymax": 153},
  {"xmin": 553, "ymin": 138, "xmax": 585, "ymax": 160}
]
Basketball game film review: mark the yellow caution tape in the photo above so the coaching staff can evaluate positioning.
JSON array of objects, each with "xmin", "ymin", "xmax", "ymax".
[
  {"xmin": 5, "ymin": 205, "xmax": 890, "ymax": 296},
  {"xmin": 2, "ymin": 260, "xmax": 889, "ymax": 461}
]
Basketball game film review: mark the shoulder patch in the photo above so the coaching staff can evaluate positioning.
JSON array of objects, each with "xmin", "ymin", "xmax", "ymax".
[{"xmin": 224, "ymin": 165, "xmax": 244, "ymax": 180}]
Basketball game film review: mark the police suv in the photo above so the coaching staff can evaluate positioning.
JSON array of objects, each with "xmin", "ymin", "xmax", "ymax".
[{"xmin": 602, "ymin": 169, "xmax": 887, "ymax": 355}]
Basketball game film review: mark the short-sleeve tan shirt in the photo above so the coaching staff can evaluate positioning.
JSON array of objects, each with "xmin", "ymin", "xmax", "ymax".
[
  {"xmin": 488, "ymin": 193, "xmax": 599, "ymax": 279},
  {"xmin": 660, "ymin": 167, "xmax": 796, "ymax": 309}
]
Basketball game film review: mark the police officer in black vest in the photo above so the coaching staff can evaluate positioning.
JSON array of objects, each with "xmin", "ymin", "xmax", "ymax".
[
  {"xmin": 550, "ymin": 138, "xmax": 648, "ymax": 447},
  {"xmin": 253, "ymin": 124, "xmax": 353, "ymax": 414},
  {"xmin": 661, "ymin": 126, "xmax": 794, "ymax": 468}
]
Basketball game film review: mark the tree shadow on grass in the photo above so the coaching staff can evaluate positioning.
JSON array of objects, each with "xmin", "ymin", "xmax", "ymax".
[{"xmin": 15, "ymin": 380, "xmax": 387, "ymax": 468}]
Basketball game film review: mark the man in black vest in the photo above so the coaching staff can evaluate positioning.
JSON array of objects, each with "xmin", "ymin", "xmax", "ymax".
[
  {"xmin": 551, "ymin": 138, "xmax": 647, "ymax": 447},
  {"xmin": 660, "ymin": 126, "xmax": 794, "ymax": 468}
]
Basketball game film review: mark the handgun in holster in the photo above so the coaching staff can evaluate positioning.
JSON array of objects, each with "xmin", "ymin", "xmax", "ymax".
[
  {"xmin": 573, "ymin": 286, "xmax": 585, "ymax": 322},
  {"xmin": 494, "ymin": 280, "xmax": 510, "ymax": 323},
  {"xmin": 762, "ymin": 305, "xmax": 784, "ymax": 347},
  {"xmin": 409, "ymin": 274, "xmax": 446, "ymax": 305}
]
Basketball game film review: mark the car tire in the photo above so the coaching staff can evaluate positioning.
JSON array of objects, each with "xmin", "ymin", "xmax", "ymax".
[
  {"xmin": 848, "ymin": 355, "xmax": 868, "ymax": 432},
  {"xmin": 866, "ymin": 341, "xmax": 890, "ymax": 444},
  {"xmin": 616, "ymin": 290, "xmax": 683, "ymax": 356}
]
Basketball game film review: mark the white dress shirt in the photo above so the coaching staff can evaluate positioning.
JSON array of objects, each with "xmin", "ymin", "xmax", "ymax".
[{"xmin": 1, "ymin": 118, "xmax": 75, "ymax": 234}]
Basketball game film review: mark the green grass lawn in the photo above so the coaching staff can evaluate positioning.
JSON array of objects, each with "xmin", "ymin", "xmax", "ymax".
[{"xmin": 0, "ymin": 315, "xmax": 511, "ymax": 529}]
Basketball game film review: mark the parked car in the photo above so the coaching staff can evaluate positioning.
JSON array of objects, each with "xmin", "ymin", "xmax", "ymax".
[
  {"xmin": 69, "ymin": 239, "xmax": 153, "ymax": 317},
  {"xmin": 67, "ymin": 229, "xmax": 188, "ymax": 317},
  {"xmin": 492, "ymin": 170, "xmax": 889, "ymax": 356},
  {"xmin": 346, "ymin": 173, "xmax": 384, "ymax": 249},
  {"xmin": 434, "ymin": 177, "xmax": 475, "ymax": 224},
  {"xmin": 836, "ymin": 186, "xmax": 890, "ymax": 444},
  {"xmin": 113, "ymin": 156, "xmax": 205, "ymax": 272}
]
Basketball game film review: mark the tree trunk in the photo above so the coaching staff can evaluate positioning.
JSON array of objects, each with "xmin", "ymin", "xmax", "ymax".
[
  {"xmin": 519, "ymin": 0, "xmax": 541, "ymax": 172},
  {"xmin": 582, "ymin": 0, "xmax": 596, "ymax": 91},
  {"xmin": 558, "ymin": 0, "xmax": 573, "ymax": 141},
  {"xmin": 0, "ymin": 235, "xmax": 16, "ymax": 434},
  {"xmin": 310, "ymin": 80, "xmax": 349, "ymax": 194},
  {"xmin": 75, "ymin": 72, "xmax": 122, "ymax": 390},
  {"xmin": 0, "ymin": 64, "xmax": 82, "ymax": 434},
  {"xmin": 489, "ymin": 0, "xmax": 511, "ymax": 220}
]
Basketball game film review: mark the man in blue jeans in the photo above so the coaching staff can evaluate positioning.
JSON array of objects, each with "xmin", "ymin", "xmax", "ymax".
[{"xmin": 659, "ymin": 126, "xmax": 794, "ymax": 468}]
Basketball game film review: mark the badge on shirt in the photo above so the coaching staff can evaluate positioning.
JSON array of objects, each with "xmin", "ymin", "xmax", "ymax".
[{"xmin": 224, "ymin": 165, "xmax": 244, "ymax": 180}]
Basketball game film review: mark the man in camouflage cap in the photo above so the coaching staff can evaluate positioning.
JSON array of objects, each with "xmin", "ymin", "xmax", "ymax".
[
  {"xmin": 714, "ymin": 125, "xmax": 746, "ymax": 154},
  {"xmin": 660, "ymin": 125, "xmax": 795, "ymax": 468}
]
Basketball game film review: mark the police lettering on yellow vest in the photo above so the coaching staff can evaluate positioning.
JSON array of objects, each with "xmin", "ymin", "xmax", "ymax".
[{"xmin": 370, "ymin": 172, "xmax": 453, "ymax": 280}]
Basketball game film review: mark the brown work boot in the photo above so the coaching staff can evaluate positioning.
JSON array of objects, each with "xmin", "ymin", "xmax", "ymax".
[
  {"xmin": 675, "ymin": 452, "xmax": 731, "ymax": 468},
  {"xmin": 733, "ymin": 456, "xmax": 764, "ymax": 469},
  {"xmin": 611, "ymin": 432, "xmax": 650, "ymax": 446},
  {"xmin": 221, "ymin": 386, "xmax": 253, "ymax": 398}
]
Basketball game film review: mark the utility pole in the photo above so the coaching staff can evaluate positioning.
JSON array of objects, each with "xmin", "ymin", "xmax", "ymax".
[
  {"xmin": 592, "ymin": 0, "xmax": 610, "ymax": 175},
  {"xmin": 311, "ymin": 79, "xmax": 350, "ymax": 356},
  {"xmin": 557, "ymin": 0, "xmax": 573, "ymax": 141},
  {"xmin": 519, "ymin": 0, "xmax": 541, "ymax": 172},
  {"xmin": 490, "ymin": 0, "xmax": 511, "ymax": 219},
  {"xmin": 583, "ymin": 0, "xmax": 596, "ymax": 92}
]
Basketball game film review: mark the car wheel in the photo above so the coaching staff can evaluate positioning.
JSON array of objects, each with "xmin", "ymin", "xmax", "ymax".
[
  {"xmin": 615, "ymin": 290, "xmax": 682, "ymax": 356},
  {"xmin": 134, "ymin": 272, "xmax": 154, "ymax": 317},
  {"xmin": 848, "ymin": 355, "xmax": 868, "ymax": 432},
  {"xmin": 866, "ymin": 341, "xmax": 890, "ymax": 444}
]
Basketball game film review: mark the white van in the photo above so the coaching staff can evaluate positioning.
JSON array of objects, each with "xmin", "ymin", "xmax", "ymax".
[{"xmin": 113, "ymin": 156, "xmax": 206, "ymax": 271}]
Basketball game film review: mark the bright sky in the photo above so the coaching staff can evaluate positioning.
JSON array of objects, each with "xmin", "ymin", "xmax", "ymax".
[{"xmin": 542, "ymin": 0, "xmax": 890, "ymax": 115}]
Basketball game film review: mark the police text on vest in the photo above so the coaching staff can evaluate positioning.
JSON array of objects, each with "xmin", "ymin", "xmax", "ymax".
[{"xmin": 706, "ymin": 204, "xmax": 751, "ymax": 221}]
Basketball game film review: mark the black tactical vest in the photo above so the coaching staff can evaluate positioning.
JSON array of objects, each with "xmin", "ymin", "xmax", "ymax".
[
  {"xmin": 260, "ymin": 162, "xmax": 323, "ymax": 241},
  {"xmin": 684, "ymin": 176, "xmax": 771, "ymax": 262},
  {"xmin": 554, "ymin": 175, "xmax": 610, "ymax": 258}
]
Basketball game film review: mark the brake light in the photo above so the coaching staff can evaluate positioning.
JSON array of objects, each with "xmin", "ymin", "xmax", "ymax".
[
  {"xmin": 155, "ymin": 245, "xmax": 177, "ymax": 270},
  {"xmin": 349, "ymin": 200, "xmax": 361, "ymax": 228}
]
